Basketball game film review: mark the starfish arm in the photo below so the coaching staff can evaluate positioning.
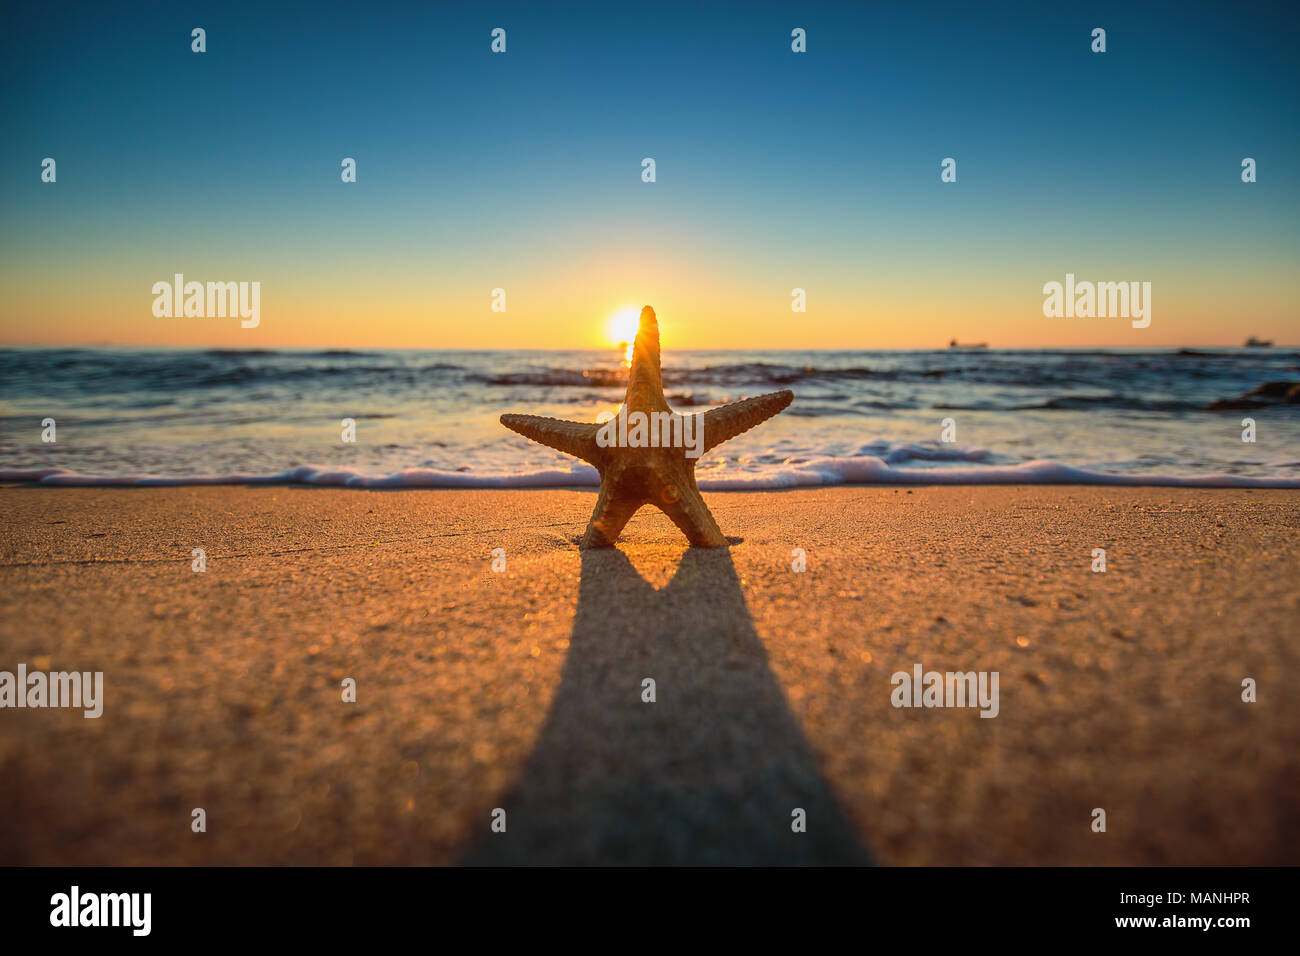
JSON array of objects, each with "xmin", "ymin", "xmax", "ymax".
[
  {"xmin": 500, "ymin": 414, "xmax": 601, "ymax": 464},
  {"xmin": 625, "ymin": 306, "xmax": 670, "ymax": 413},
  {"xmin": 658, "ymin": 479, "xmax": 728, "ymax": 547},
  {"xmin": 580, "ymin": 485, "xmax": 643, "ymax": 549},
  {"xmin": 699, "ymin": 389, "xmax": 794, "ymax": 454}
]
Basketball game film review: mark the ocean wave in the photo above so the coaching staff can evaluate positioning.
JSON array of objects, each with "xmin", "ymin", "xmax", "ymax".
[
  {"xmin": 7, "ymin": 349, "xmax": 1300, "ymax": 412},
  {"xmin": 5, "ymin": 457, "xmax": 1298, "ymax": 490},
  {"xmin": 931, "ymin": 396, "xmax": 1211, "ymax": 412}
]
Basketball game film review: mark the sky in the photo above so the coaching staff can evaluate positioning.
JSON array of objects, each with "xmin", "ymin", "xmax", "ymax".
[{"xmin": 1, "ymin": 0, "xmax": 1296, "ymax": 349}]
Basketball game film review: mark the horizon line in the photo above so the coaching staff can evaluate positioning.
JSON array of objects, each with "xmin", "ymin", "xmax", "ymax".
[{"xmin": 1, "ymin": 343, "xmax": 1296, "ymax": 352}]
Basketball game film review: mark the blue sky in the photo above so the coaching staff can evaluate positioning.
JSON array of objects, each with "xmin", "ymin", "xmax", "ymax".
[{"xmin": 2, "ymin": 0, "xmax": 1296, "ymax": 347}]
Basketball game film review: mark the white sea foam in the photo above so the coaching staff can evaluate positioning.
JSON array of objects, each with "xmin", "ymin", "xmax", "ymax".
[{"xmin": 4, "ymin": 457, "xmax": 1298, "ymax": 490}]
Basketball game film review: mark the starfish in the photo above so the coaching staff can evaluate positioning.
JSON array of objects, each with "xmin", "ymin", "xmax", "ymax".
[{"xmin": 500, "ymin": 306, "xmax": 793, "ymax": 548}]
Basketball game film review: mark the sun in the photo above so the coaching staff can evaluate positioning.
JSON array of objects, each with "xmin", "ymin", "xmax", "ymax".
[
  {"xmin": 607, "ymin": 305, "xmax": 640, "ymax": 354},
  {"xmin": 606, "ymin": 305, "xmax": 641, "ymax": 363}
]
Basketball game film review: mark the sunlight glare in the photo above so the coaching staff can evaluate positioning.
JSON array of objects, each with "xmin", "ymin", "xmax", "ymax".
[{"xmin": 607, "ymin": 306, "xmax": 640, "ymax": 350}]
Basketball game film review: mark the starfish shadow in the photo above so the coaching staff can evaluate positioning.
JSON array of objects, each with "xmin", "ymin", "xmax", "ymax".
[{"xmin": 462, "ymin": 547, "xmax": 872, "ymax": 865}]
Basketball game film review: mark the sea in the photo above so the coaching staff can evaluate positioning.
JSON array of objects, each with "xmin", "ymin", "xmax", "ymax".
[{"xmin": 1, "ymin": 347, "xmax": 1298, "ymax": 488}]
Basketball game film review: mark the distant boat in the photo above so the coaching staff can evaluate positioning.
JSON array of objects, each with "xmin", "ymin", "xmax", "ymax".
[
  {"xmin": 948, "ymin": 339, "xmax": 988, "ymax": 349},
  {"xmin": 1244, "ymin": 336, "xmax": 1273, "ymax": 347}
]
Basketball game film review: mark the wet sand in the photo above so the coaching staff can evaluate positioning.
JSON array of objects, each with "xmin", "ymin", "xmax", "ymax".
[{"xmin": 0, "ymin": 485, "xmax": 1296, "ymax": 865}]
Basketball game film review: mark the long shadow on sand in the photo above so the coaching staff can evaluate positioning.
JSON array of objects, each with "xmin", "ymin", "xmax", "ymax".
[{"xmin": 463, "ymin": 546, "xmax": 871, "ymax": 865}]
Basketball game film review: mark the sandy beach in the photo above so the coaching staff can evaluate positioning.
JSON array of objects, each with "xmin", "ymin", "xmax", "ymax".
[{"xmin": 1, "ymin": 484, "xmax": 1296, "ymax": 865}]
